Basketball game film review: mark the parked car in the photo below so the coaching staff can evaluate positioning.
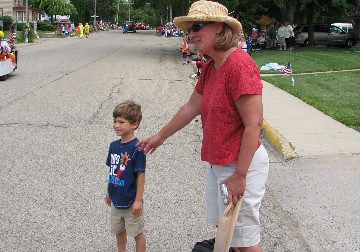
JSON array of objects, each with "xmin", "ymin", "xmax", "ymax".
[
  {"xmin": 135, "ymin": 23, "xmax": 146, "ymax": 30},
  {"xmin": 294, "ymin": 24, "xmax": 357, "ymax": 48}
]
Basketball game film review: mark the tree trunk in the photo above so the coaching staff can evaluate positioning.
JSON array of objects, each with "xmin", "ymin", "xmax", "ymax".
[
  {"xmin": 280, "ymin": 0, "xmax": 297, "ymax": 24},
  {"xmin": 307, "ymin": 2, "xmax": 315, "ymax": 47},
  {"xmin": 169, "ymin": 5, "xmax": 172, "ymax": 22},
  {"xmin": 287, "ymin": 0, "xmax": 297, "ymax": 24}
]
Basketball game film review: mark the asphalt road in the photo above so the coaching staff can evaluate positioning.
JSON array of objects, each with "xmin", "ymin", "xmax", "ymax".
[{"xmin": 1, "ymin": 30, "xmax": 359, "ymax": 252}]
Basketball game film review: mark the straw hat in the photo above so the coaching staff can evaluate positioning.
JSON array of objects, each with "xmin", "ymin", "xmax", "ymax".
[{"xmin": 173, "ymin": 0, "xmax": 242, "ymax": 34}]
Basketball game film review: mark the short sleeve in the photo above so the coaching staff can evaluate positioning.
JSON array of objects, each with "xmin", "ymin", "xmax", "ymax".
[
  {"xmin": 106, "ymin": 145, "xmax": 111, "ymax": 166},
  {"xmin": 227, "ymin": 55, "xmax": 263, "ymax": 101},
  {"xmin": 132, "ymin": 148, "xmax": 146, "ymax": 173}
]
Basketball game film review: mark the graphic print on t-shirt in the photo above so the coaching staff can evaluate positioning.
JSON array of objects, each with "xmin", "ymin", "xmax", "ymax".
[{"xmin": 110, "ymin": 152, "xmax": 131, "ymax": 187}]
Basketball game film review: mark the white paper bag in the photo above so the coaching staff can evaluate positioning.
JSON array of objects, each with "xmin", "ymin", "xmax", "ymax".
[{"xmin": 214, "ymin": 198, "xmax": 243, "ymax": 252}]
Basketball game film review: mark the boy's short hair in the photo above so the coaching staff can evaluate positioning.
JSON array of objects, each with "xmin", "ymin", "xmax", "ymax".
[{"xmin": 113, "ymin": 100, "xmax": 142, "ymax": 125}]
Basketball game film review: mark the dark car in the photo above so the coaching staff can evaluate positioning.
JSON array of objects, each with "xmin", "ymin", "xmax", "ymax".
[
  {"xmin": 124, "ymin": 21, "xmax": 136, "ymax": 33},
  {"xmin": 294, "ymin": 24, "xmax": 357, "ymax": 48}
]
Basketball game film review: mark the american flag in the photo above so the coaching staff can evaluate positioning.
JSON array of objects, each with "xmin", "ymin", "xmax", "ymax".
[{"xmin": 281, "ymin": 62, "xmax": 293, "ymax": 74}]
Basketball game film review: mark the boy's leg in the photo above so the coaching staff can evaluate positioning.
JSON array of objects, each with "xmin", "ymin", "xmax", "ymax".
[
  {"xmin": 116, "ymin": 231, "xmax": 127, "ymax": 252},
  {"xmin": 182, "ymin": 53, "xmax": 188, "ymax": 64},
  {"xmin": 123, "ymin": 205, "xmax": 145, "ymax": 251},
  {"xmin": 110, "ymin": 204, "xmax": 126, "ymax": 252},
  {"xmin": 134, "ymin": 232, "xmax": 146, "ymax": 252},
  {"xmin": 191, "ymin": 61, "xmax": 197, "ymax": 73}
]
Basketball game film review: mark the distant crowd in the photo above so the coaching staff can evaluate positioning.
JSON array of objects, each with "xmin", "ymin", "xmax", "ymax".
[
  {"xmin": 176, "ymin": 20, "xmax": 296, "ymax": 80},
  {"xmin": 156, "ymin": 22, "xmax": 183, "ymax": 37},
  {"xmin": 244, "ymin": 21, "xmax": 295, "ymax": 51}
]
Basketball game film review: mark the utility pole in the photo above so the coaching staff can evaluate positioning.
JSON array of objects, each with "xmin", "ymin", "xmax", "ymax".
[
  {"xmin": 25, "ymin": 0, "xmax": 29, "ymax": 27},
  {"xmin": 169, "ymin": 5, "xmax": 173, "ymax": 23},
  {"xmin": 166, "ymin": 5, "xmax": 169, "ymax": 23},
  {"xmin": 126, "ymin": 0, "xmax": 132, "ymax": 21},
  {"xmin": 94, "ymin": 0, "xmax": 97, "ymax": 25},
  {"xmin": 116, "ymin": 0, "xmax": 120, "ymax": 24}
]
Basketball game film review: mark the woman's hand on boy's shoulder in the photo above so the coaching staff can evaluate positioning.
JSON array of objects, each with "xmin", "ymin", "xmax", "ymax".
[{"xmin": 136, "ymin": 133, "xmax": 164, "ymax": 155}]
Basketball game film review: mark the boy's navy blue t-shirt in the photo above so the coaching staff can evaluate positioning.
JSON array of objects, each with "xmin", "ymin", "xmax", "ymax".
[{"xmin": 106, "ymin": 138, "xmax": 146, "ymax": 209}]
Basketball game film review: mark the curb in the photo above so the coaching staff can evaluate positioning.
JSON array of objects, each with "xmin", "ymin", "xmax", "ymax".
[{"xmin": 262, "ymin": 120, "xmax": 298, "ymax": 160}]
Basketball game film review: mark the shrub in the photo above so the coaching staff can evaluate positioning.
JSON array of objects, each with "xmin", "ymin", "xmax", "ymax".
[
  {"xmin": 36, "ymin": 21, "xmax": 57, "ymax": 31},
  {"xmin": 18, "ymin": 25, "xmax": 35, "ymax": 43},
  {"xmin": 16, "ymin": 23, "xmax": 26, "ymax": 32},
  {"xmin": 0, "ymin": 16, "xmax": 13, "ymax": 30}
]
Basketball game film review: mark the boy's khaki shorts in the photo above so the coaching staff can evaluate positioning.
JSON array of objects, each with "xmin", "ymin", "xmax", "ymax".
[{"xmin": 110, "ymin": 203, "xmax": 144, "ymax": 237}]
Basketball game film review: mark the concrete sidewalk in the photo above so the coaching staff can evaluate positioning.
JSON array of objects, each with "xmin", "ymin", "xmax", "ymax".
[{"xmin": 261, "ymin": 80, "xmax": 360, "ymax": 159}]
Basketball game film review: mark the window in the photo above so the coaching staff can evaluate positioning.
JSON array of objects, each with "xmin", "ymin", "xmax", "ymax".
[
  {"xmin": 15, "ymin": 0, "xmax": 26, "ymax": 6},
  {"xmin": 329, "ymin": 26, "xmax": 343, "ymax": 34},
  {"xmin": 0, "ymin": 8, "xmax": 3, "ymax": 18},
  {"xmin": 17, "ymin": 11, "xmax": 25, "ymax": 22}
]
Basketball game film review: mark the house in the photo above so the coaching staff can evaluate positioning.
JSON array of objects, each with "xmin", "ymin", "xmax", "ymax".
[{"xmin": 0, "ymin": 0, "xmax": 41, "ymax": 24}]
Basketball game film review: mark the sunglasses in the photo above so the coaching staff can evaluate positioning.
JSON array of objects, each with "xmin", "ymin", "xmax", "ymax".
[{"xmin": 187, "ymin": 23, "xmax": 212, "ymax": 33}]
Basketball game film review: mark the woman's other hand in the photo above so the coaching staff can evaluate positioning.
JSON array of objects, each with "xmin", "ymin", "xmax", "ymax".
[{"xmin": 221, "ymin": 174, "xmax": 246, "ymax": 205}]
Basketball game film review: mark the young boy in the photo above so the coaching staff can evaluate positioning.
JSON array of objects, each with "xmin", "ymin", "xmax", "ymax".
[
  {"xmin": 181, "ymin": 37, "xmax": 191, "ymax": 65},
  {"xmin": 105, "ymin": 100, "xmax": 146, "ymax": 252}
]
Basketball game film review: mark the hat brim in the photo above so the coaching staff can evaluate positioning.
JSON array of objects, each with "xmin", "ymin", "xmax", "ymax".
[{"xmin": 174, "ymin": 15, "xmax": 242, "ymax": 34}]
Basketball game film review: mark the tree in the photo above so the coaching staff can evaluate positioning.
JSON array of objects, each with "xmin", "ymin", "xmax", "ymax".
[{"xmin": 30, "ymin": 0, "xmax": 76, "ymax": 23}]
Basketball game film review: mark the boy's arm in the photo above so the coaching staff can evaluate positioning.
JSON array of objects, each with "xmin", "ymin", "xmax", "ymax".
[
  {"xmin": 132, "ymin": 172, "xmax": 145, "ymax": 216},
  {"xmin": 105, "ymin": 193, "xmax": 111, "ymax": 207},
  {"xmin": 105, "ymin": 173, "xmax": 111, "ymax": 207}
]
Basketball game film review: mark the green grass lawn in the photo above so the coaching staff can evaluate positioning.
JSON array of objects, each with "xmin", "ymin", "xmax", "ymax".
[
  {"xmin": 252, "ymin": 46, "xmax": 360, "ymax": 127},
  {"xmin": 253, "ymin": 46, "xmax": 360, "ymax": 73}
]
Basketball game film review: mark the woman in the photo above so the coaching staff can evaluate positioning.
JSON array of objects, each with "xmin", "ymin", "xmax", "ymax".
[
  {"xmin": 137, "ymin": 1, "xmax": 269, "ymax": 251},
  {"xmin": 277, "ymin": 22, "xmax": 287, "ymax": 50},
  {"xmin": 238, "ymin": 32, "xmax": 248, "ymax": 53}
]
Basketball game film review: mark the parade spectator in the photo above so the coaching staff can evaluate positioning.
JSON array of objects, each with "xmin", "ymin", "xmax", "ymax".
[
  {"xmin": 246, "ymin": 35, "xmax": 252, "ymax": 55},
  {"xmin": 256, "ymin": 33, "xmax": 266, "ymax": 49},
  {"xmin": 105, "ymin": 101, "xmax": 147, "ymax": 252},
  {"xmin": 24, "ymin": 26, "xmax": 30, "ymax": 43},
  {"xmin": 250, "ymin": 28, "xmax": 259, "ymax": 42},
  {"xmin": 238, "ymin": 32, "xmax": 248, "ymax": 52},
  {"xmin": 189, "ymin": 52, "xmax": 207, "ymax": 79},
  {"xmin": 277, "ymin": 22, "xmax": 286, "ymax": 50},
  {"xmin": 285, "ymin": 21, "xmax": 295, "ymax": 51},
  {"xmin": 181, "ymin": 37, "xmax": 192, "ymax": 64},
  {"xmin": 156, "ymin": 26, "xmax": 164, "ymax": 36},
  {"xmin": 138, "ymin": 1, "xmax": 269, "ymax": 251},
  {"xmin": 268, "ymin": 24, "xmax": 277, "ymax": 49},
  {"xmin": 70, "ymin": 22, "xmax": 74, "ymax": 36},
  {"xmin": 61, "ymin": 24, "xmax": 65, "ymax": 35}
]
